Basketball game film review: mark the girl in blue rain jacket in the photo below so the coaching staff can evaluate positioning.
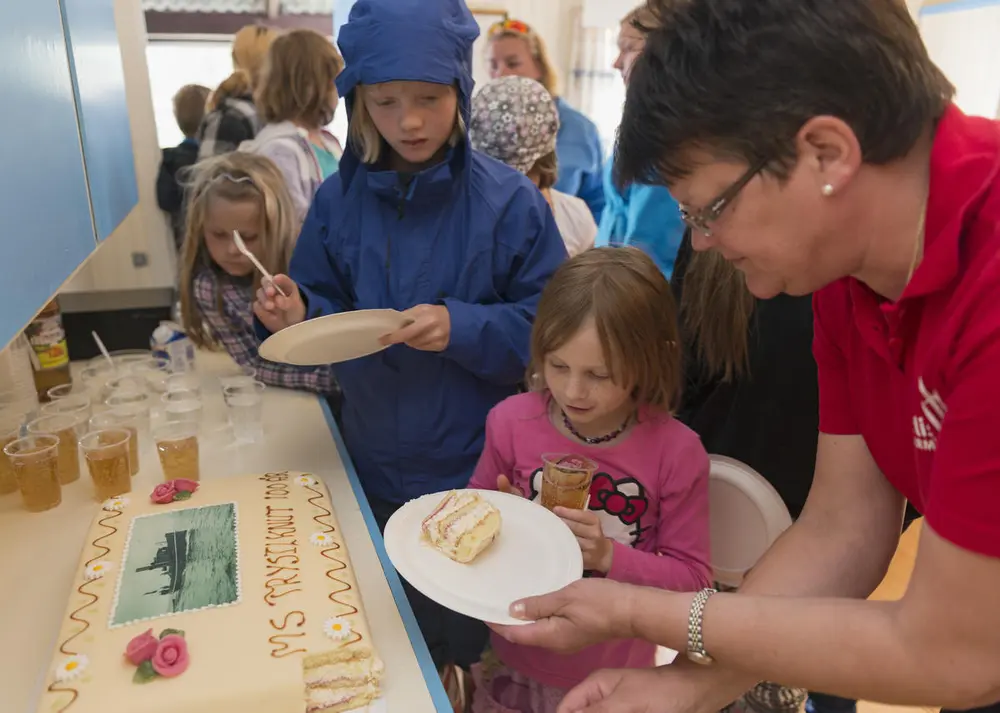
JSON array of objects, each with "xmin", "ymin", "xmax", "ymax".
[{"xmin": 253, "ymin": 0, "xmax": 567, "ymax": 682}]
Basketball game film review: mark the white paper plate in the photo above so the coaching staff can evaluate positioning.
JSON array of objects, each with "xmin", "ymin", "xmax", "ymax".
[
  {"xmin": 384, "ymin": 490, "xmax": 583, "ymax": 626},
  {"xmin": 258, "ymin": 309, "xmax": 410, "ymax": 365}
]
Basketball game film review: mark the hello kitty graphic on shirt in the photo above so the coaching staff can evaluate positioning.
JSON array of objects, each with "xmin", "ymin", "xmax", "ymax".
[{"xmin": 528, "ymin": 467, "xmax": 651, "ymax": 546}]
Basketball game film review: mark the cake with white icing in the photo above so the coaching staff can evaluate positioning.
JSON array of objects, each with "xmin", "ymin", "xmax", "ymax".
[
  {"xmin": 38, "ymin": 473, "xmax": 383, "ymax": 713},
  {"xmin": 421, "ymin": 490, "xmax": 501, "ymax": 564}
]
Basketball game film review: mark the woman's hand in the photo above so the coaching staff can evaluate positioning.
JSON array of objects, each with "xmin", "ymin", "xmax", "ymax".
[
  {"xmin": 490, "ymin": 578, "xmax": 640, "ymax": 654},
  {"xmin": 253, "ymin": 275, "xmax": 306, "ymax": 332},
  {"xmin": 380, "ymin": 304, "xmax": 451, "ymax": 352},
  {"xmin": 557, "ymin": 665, "xmax": 716, "ymax": 713},
  {"xmin": 555, "ymin": 506, "xmax": 614, "ymax": 573}
]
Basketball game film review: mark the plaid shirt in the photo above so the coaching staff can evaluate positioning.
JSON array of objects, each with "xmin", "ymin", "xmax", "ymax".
[
  {"xmin": 193, "ymin": 268, "xmax": 339, "ymax": 395},
  {"xmin": 196, "ymin": 95, "xmax": 260, "ymax": 160}
]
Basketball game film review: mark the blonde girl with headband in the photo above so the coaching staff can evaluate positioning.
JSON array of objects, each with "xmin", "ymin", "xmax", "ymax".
[
  {"xmin": 470, "ymin": 76, "xmax": 597, "ymax": 257},
  {"xmin": 179, "ymin": 152, "xmax": 337, "ymax": 396},
  {"xmin": 242, "ymin": 29, "xmax": 344, "ymax": 224},
  {"xmin": 485, "ymin": 18, "xmax": 605, "ymax": 221},
  {"xmin": 198, "ymin": 25, "xmax": 277, "ymax": 159}
]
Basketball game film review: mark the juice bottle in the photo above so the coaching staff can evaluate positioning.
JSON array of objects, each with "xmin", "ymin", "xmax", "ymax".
[{"xmin": 25, "ymin": 299, "xmax": 72, "ymax": 402}]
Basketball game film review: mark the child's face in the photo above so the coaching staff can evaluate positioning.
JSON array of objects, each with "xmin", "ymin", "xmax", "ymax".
[
  {"xmin": 364, "ymin": 81, "xmax": 459, "ymax": 170},
  {"xmin": 487, "ymin": 36, "xmax": 542, "ymax": 83},
  {"xmin": 543, "ymin": 320, "xmax": 634, "ymax": 431},
  {"xmin": 204, "ymin": 197, "xmax": 261, "ymax": 278}
]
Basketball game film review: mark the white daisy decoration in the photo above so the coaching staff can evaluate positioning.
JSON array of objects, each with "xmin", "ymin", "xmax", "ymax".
[
  {"xmin": 54, "ymin": 654, "xmax": 89, "ymax": 682},
  {"xmin": 84, "ymin": 561, "xmax": 113, "ymax": 581},
  {"xmin": 323, "ymin": 617, "xmax": 352, "ymax": 642},
  {"xmin": 102, "ymin": 496, "xmax": 129, "ymax": 512},
  {"xmin": 310, "ymin": 532, "xmax": 333, "ymax": 547},
  {"xmin": 295, "ymin": 475, "xmax": 318, "ymax": 487}
]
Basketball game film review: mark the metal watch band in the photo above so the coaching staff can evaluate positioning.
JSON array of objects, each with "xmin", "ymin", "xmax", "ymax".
[{"xmin": 686, "ymin": 587, "xmax": 718, "ymax": 665}]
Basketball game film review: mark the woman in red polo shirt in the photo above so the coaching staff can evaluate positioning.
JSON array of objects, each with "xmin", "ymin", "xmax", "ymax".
[{"xmin": 491, "ymin": 1, "xmax": 1000, "ymax": 712}]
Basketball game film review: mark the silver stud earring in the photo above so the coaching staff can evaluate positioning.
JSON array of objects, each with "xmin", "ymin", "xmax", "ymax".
[{"xmin": 821, "ymin": 184, "xmax": 835, "ymax": 197}]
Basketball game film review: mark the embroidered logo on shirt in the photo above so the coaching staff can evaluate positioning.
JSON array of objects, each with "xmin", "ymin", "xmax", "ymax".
[{"xmin": 913, "ymin": 377, "xmax": 947, "ymax": 452}]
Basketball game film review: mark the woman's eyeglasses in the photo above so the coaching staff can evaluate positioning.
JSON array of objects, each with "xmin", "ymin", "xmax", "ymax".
[{"xmin": 678, "ymin": 157, "xmax": 769, "ymax": 237}]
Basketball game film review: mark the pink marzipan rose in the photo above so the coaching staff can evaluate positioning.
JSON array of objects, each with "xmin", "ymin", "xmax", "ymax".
[
  {"xmin": 125, "ymin": 629, "xmax": 159, "ymax": 665},
  {"xmin": 151, "ymin": 635, "xmax": 189, "ymax": 677},
  {"xmin": 171, "ymin": 478, "xmax": 199, "ymax": 493},
  {"xmin": 150, "ymin": 482, "xmax": 178, "ymax": 504}
]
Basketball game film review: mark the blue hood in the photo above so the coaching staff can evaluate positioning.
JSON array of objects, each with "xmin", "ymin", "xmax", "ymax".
[{"xmin": 336, "ymin": 0, "xmax": 478, "ymax": 177}]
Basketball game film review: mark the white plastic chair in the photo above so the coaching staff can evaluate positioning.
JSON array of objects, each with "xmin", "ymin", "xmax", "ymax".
[
  {"xmin": 655, "ymin": 455, "xmax": 793, "ymax": 666},
  {"xmin": 708, "ymin": 455, "xmax": 793, "ymax": 588}
]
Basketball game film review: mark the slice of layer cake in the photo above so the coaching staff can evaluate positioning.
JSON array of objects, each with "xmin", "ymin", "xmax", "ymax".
[
  {"xmin": 421, "ymin": 490, "xmax": 501, "ymax": 564},
  {"xmin": 38, "ymin": 472, "xmax": 383, "ymax": 713}
]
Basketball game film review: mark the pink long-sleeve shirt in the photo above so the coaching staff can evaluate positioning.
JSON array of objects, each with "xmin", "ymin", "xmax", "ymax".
[{"xmin": 468, "ymin": 391, "xmax": 712, "ymax": 690}]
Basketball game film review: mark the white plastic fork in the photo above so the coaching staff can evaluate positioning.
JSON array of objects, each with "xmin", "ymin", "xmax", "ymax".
[{"xmin": 233, "ymin": 230, "xmax": 288, "ymax": 297}]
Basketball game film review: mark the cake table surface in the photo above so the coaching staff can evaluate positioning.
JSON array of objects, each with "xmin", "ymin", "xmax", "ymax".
[{"xmin": 0, "ymin": 350, "xmax": 448, "ymax": 713}]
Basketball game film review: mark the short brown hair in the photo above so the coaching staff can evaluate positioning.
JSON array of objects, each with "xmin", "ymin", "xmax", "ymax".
[
  {"xmin": 617, "ymin": 0, "xmax": 955, "ymax": 187},
  {"xmin": 174, "ymin": 84, "xmax": 210, "ymax": 138},
  {"xmin": 530, "ymin": 151, "xmax": 558, "ymax": 190},
  {"xmin": 256, "ymin": 29, "xmax": 344, "ymax": 128},
  {"xmin": 528, "ymin": 247, "xmax": 682, "ymax": 413}
]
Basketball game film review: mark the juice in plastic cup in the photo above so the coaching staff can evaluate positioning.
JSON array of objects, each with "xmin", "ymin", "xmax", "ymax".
[
  {"xmin": 3, "ymin": 434, "xmax": 61, "ymax": 512},
  {"xmin": 539, "ymin": 454, "xmax": 598, "ymax": 511},
  {"xmin": 80, "ymin": 429, "xmax": 133, "ymax": 501}
]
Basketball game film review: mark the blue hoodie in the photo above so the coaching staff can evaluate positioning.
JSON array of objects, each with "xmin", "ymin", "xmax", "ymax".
[
  {"xmin": 553, "ymin": 97, "xmax": 606, "ymax": 222},
  {"xmin": 272, "ymin": 0, "xmax": 567, "ymax": 505},
  {"xmin": 596, "ymin": 160, "xmax": 686, "ymax": 279}
]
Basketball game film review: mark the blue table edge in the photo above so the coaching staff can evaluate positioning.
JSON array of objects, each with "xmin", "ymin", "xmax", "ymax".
[{"xmin": 319, "ymin": 398, "xmax": 453, "ymax": 713}]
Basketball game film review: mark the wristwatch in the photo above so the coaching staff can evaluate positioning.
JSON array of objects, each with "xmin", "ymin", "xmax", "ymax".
[{"xmin": 685, "ymin": 587, "xmax": 718, "ymax": 665}]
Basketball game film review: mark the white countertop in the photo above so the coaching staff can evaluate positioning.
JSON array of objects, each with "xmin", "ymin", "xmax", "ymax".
[{"xmin": 0, "ymin": 351, "xmax": 448, "ymax": 713}]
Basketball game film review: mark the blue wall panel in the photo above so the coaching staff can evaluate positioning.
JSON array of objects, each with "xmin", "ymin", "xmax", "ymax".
[
  {"xmin": 0, "ymin": 1, "xmax": 96, "ymax": 350},
  {"xmin": 60, "ymin": 0, "xmax": 138, "ymax": 242}
]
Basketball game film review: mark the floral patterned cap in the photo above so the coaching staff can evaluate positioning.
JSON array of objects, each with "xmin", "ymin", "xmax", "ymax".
[{"xmin": 470, "ymin": 76, "xmax": 560, "ymax": 175}]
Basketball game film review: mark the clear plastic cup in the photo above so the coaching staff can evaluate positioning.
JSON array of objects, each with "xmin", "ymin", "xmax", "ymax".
[
  {"xmin": 165, "ymin": 373, "xmax": 201, "ymax": 395},
  {"xmin": 153, "ymin": 421, "xmax": 200, "ymax": 482},
  {"xmin": 219, "ymin": 364, "xmax": 257, "ymax": 391},
  {"xmin": 27, "ymin": 412, "xmax": 88, "ymax": 485},
  {"xmin": 3, "ymin": 434, "xmax": 61, "ymax": 512},
  {"xmin": 0, "ymin": 426, "xmax": 22, "ymax": 495},
  {"xmin": 224, "ymin": 380, "xmax": 265, "ymax": 443},
  {"xmin": 47, "ymin": 383, "xmax": 84, "ymax": 401},
  {"xmin": 40, "ymin": 393, "xmax": 91, "ymax": 419},
  {"xmin": 539, "ymin": 454, "xmax": 598, "ymax": 511},
  {"xmin": 161, "ymin": 390, "xmax": 203, "ymax": 424},
  {"xmin": 128, "ymin": 356, "xmax": 171, "ymax": 393},
  {"xmin": 104, "ymin": 374, "xmax": 148, "ymax": 397},
  {"xmin": 79, "ymin": 365, "xmax": 117, "ymax": 405},
  {"xmin": 88, "ymin": 350, "xmax": 151, "ymax": 369},
  {"xmin": 79, "ymin": 428, "xmax": 132, "ymax": 501},
  {"xmin": 90, "ymin": 406, "xmax": 145, "ymax": 477}
]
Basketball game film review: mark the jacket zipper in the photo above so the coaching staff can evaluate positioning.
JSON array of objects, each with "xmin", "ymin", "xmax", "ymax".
[{"xmin": 386, "ymin": 184, "xmax": 406, "ymax": 294}]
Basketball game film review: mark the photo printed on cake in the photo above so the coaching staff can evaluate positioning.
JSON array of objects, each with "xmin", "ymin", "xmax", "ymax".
[{"xmin": 111, "ymin": 503, "xmax": 240, "ymax": 627}]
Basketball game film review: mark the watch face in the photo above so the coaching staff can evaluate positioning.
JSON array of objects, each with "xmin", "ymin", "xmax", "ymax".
[{"xmin": 686, "ymin": 650, "xmax": 715, "ymax": 666}]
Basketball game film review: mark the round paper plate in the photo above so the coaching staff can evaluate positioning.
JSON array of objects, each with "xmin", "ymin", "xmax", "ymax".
[
  {"xmin": 258, "ymin": 309, "xmax": 410, "ymax": 365},
  {"xmin": 384, "ymin": 490, "xmax": 583, "ymax": 626}
]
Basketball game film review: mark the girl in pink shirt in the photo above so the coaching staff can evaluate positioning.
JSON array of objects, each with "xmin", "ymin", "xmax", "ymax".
[{"xmin": 467, "ymin": 246, "xmax": 712, "ymax": 713}]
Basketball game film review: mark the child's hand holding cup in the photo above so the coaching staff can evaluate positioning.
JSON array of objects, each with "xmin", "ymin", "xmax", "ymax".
[{"xmin": 253, "ymin": 275, "xmax": 306, "ymax": 332}]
